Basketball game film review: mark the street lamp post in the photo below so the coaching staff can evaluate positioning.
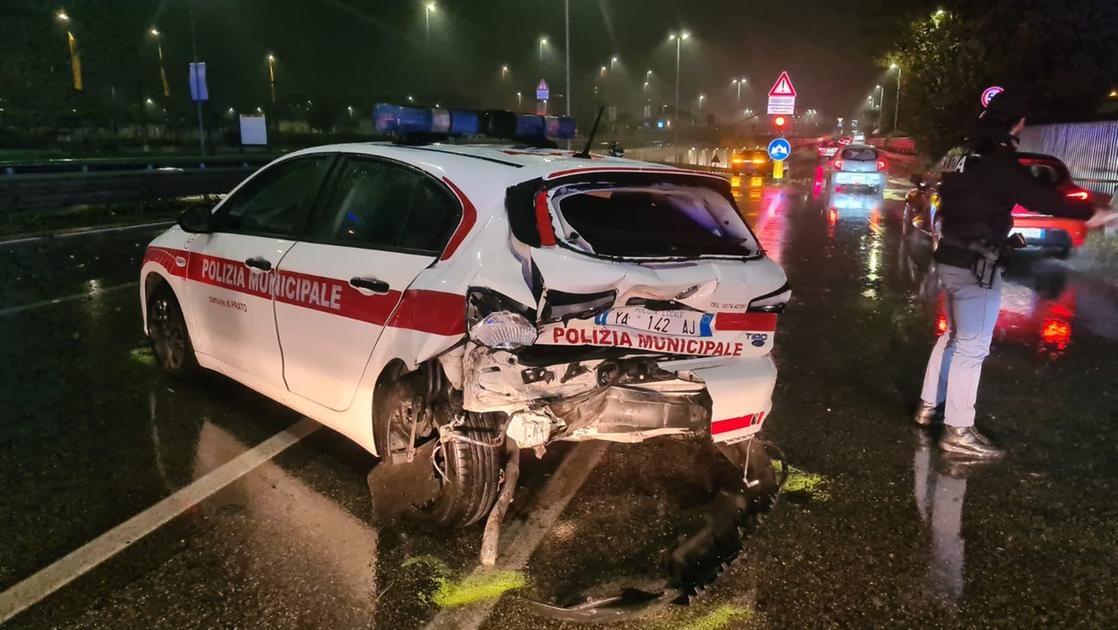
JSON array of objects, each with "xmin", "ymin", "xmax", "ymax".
[
  {"xmin": 516, "ymin": 91, "xmax": 522, "ymax": 109},
  {"xmin": 731, "ymin": 77, "xmax": 747, "ymax": 107},
  {"xmin": 56, "ymin": 11, "xmax": 82, "ymax": 91},
  {"xmin": 564, "ymin": 0, "xmax": 571, "ymax": 122},
  {"xmin": 538, "ymin": 36, "xmax": 548, "ymax": 63},
  {"xmin": 150, "ymin": 28, "xmax": 170, "ymax": 97},
  {"xmin": 698, "ymin": 93, "xmax": 705, "ymax": 116},
  {"xmin": 188, "ymin": 0, "xmax": 205, "ymax": 155},
  {"xmin": 890, "ymin": 63, "xmax": 902, "ymax": 131},
  {"xmin": 669, "ymin": 30, "xmax": 690, "ymax": 142},
  {"xmin": 266, "ymin": 53, "xmax": 277, "ymax": 104},
  {"xmin": 424, "ymin": 3, "xmax": 436, "ymax": 45}
]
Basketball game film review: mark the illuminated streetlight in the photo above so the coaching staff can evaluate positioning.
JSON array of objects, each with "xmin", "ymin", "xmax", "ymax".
[
  {"xmin": 145, "ymin": 97, "xmax": 154, "ymax": 105},
  {"xmin": 646, "ymin": 69, "xmax": 653, "ymax": 80},
  {"xmin": 150, "ymin": 27, "xmax": 170, "ymax": 97},
  {"xmin": 538, "ymin": 36, "xmax": 549, "ymax": 62},
  {"xmin": 731, "ymin": 76, "xmax": 747, "ymax": 106},
  {"xmin": 407, "ymin": 94, "xmax": 414, "ymax": 102},
  {"xmin": 890, "ymin": 63, "xmax": 902, "ymax": 131},
  {"xmin": 668, "ymin": 30, "xmax": 691, "ymax": 137},
  {"xmin": 266, "ymin": 53, "xmax": 277, "ymax": 103},
  {"xmin": 698, "ymin": 93, "xmax": 705, "ymax": 114},
  {"xmin": 600, "ymin": 65, "xmax": 607, "ymax": 78},
  {"xmin": 424, "ymin": 2, "xmax": 436, "ymax": 43},
  {"xmin": 610, "ymin": 55, "xmax": 619, "ymax": 70},
  {"xmin": 57, "ymin": 10, "xmax": 82, "ymax": 91},
  {"xmin": 500, "ymin": 64, "xmax": 510, "ymax": 79}
]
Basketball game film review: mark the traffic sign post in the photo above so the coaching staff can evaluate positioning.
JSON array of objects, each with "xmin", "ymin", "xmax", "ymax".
[
  {"xmin": 767, "ymin": 71, "xmax": 797, "ymax": 115},
  {"xmin": 768, "ymin": 137, "xmax": 791, "ymax": 180},
  {"xmin": 536, "ymin": 79, "xmax": 549, "ymax": 114}
]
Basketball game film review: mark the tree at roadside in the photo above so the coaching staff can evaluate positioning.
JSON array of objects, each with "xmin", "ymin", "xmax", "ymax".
[{"xmin": 885, "ymin": 0, "xmax": 1118, "ymax": 158}]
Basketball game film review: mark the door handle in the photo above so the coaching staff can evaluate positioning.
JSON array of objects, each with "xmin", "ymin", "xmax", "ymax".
[
  {"xmin": 244, "ymin": 257, "xmax": 272, "ymax": 271},
  {"xmin": 349, "ymin": 276, "xmax": 390, "ymax": 294}
]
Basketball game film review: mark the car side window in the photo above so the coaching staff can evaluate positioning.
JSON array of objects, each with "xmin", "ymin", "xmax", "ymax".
[
  {"xmin": 398, "ymin": 178, "xmax": 461, "ymax": 252},
  {"xmin": 307, "ymin": 157, "xmax": 460, "ymax": 254},
  {"xmin": 214, "ymin": 156, "xmax": 332, "ymax": 237}
]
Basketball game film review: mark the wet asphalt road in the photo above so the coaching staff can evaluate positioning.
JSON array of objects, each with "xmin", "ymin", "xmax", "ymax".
[{"xmin": 1, "ymin": 169, "xmax": 1116, "ymax": 628}]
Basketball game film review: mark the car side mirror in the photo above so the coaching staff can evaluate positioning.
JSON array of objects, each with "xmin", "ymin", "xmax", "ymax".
[{"xmin": 177, "ymin": 204, "xmax": 214, "ymax": 233}]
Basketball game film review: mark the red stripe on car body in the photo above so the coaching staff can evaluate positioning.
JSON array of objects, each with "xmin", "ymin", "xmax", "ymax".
[
  {"xmin": 439, "ymin": 176, "xmax": 477, "ymax": 261},
  {"xmin": 143, "ymin": 246, "xmax": 465, "ymax": 336},
  {"xmin": 711, "ymin": 412, "xmax": 763, "ymax": 435}
]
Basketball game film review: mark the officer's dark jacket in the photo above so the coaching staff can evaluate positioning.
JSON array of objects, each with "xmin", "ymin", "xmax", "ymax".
[{"xmin": 936, "ymin": 135, "xmax": 1092, "ymax": 243}]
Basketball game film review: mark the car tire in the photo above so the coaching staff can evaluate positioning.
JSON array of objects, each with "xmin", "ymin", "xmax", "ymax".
[
  {"xmin": 412, "ymin": 419, "xmax": 502, "ymax": 528},
  {"xmin": 373, "ymin": 371, "xmax": 501, "ymax": 529},
  {"xmin": 147, "ymin": 284, "xmax": 199, "ymax": 378}
]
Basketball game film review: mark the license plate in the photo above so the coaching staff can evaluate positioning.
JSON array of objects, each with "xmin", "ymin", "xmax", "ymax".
[
  {"xmin": 595, "ymin": 307, "xmax": 713, "ymax": 337},
  {"xmin": 1013, "ymin": 227, "xmax": 1045, "ymax": 239},
  {"xmin": 835, "ymin": 173, "xmax": 874, "ymax": 185}
]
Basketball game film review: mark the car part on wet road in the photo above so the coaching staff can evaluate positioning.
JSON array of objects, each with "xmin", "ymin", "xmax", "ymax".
[
  {"xmin": 524, "ymin": 439, "xmax": 787, "ymax": 623},
  {"xmin": 479, "ymin": 439, "xmax": 520, "ymax": 567}
]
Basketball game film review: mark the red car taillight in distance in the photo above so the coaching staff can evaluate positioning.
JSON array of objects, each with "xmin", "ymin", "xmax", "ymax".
[
  {"xmin": 1066, "ymin": 187, "xmax": 1090, "ymax": 201},
  {"xmin": 876, "ymin": 159, "xmax": 887, "ymax": 171},
  {"xmin": 832, "ymin": 159, "xmax": 844, "ymax": 170}
]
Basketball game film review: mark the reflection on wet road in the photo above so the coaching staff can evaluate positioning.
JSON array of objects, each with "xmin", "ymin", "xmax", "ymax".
[{"xmin": 2, "ymin": 172, "xmax": 1117, "ymax": 627}]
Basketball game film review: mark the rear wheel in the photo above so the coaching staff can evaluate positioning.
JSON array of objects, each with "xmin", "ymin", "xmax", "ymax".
[
  {"xmin": 373, "ymin": 371, "xmax": 502, "ymax": 529},
  {"xmin": 147, "ymin": 285, "xmax": 199, "ymax": 378}
]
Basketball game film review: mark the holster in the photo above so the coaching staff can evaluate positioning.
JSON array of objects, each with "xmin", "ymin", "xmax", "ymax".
[{"xmin": 934, "ymin": 237, "xmax": 1003, "ymax": 288}]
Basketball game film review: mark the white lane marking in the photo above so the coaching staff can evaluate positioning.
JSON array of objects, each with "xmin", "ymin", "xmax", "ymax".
[
  {"xmin": 424, "ymin": 442, "xmax": 609, "ymax": 630},
  {"xmin": 0, "ymin": 281, "xmax": 140, "ymax": 317},
  {"xmin": 0, "ymin": 221, "xmax": 173, "ymax": 246},
  {"xmin": 0, "ymin": 417, "xmax": 320, "ymax": 624},
  {"xmin": 56, "ymin": 221, "xmax": 174, "ymax": 239}
]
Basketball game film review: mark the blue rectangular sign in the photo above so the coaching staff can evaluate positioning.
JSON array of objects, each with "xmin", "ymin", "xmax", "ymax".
[{"xmin": 189, "ymin": 62, "xmax": 209, "ymax": 102}]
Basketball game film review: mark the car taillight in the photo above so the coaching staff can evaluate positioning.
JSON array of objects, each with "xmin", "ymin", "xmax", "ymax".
[
  {"xmin": 751, "ymin": 157, "xmax": 765, "ymax": 165},
  {"xmin": 876, "ymin": 159, "xmax": 887, "ymax": 171},
  {"xmin": 833, "ymin": 159, "xmax": 843, "ymax": 170},
  {"xmin": 1066, "ymin": 189, "xmax": 1089, "ymax": 201}
]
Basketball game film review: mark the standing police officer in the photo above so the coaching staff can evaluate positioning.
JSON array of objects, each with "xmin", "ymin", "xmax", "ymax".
[{"xmin": 914, "ymin": 90, "xmax": 1112, "ymax": 458}]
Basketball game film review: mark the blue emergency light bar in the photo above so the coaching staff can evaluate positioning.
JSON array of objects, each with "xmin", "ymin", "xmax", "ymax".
[{"xmin": 373, "ymin": 103, "xmax": 576, "ymax": 142}]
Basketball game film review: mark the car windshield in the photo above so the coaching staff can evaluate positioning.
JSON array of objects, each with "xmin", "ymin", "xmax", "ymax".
[
  {"xmin": 841, "ymin": 147, "xmax": 877, "ymax": 160},
  {"xmin": 553, "ymin": 182, "xmax": 758, "ymax": 258}
]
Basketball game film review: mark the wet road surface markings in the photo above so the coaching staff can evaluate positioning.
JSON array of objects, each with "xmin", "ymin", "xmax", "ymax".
[
  {"xmin": 425, "ymin": 442, "xmax": 609, "ymax": 630},
  {"xmin": 0, "ymin": 221, "xmax": 173, "ymax": 246},
  {"xmin": 0, "ymin": 417, "xmax": 320, "ymax": 624},
  {"xmin": 0, "ymin": 281, "xmax": 139, "ymax": 317}
]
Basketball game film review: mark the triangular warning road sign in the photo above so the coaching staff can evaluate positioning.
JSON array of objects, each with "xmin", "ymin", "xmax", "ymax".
[
  {"xmin": 537, "ymin": 79, "xmax": 549, "ymax": 91},
  {"xmin": 768, "ymin": 71, "xmax": 796, "ymax": 97}
]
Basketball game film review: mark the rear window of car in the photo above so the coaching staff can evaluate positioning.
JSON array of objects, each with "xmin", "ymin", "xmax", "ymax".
[
  {"xmin": 551, "ymin": 182, "xmax": 759, "ymax": 258},
  {"xmin": 841, "ymin": 147, "xmax": 877, "ymax": 161},
  {"xmin": 1019, "ymin": 160, "xmax": 1068, "ymax": 186}
]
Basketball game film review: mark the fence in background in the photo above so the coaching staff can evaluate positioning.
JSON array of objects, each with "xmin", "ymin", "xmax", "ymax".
[{"xmin": 1018, "ymin": 121, "xmax": 1118, "ymax": 195}]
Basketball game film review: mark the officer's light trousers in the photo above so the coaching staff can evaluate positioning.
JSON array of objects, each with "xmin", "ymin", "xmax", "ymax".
[{"xmin": 919, "ymin": 263, "xmax": 1003, "ymax": 427}]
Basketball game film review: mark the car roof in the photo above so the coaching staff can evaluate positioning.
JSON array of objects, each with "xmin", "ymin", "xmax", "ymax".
[{"xmin": 284, "ymin": 142, "xmax": 681, "ymax": 180}]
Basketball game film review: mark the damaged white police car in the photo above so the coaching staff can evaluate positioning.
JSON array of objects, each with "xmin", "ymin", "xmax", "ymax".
[{"xmin": 140, "ymin": 104, "xmax": 789, "ymax": 531}]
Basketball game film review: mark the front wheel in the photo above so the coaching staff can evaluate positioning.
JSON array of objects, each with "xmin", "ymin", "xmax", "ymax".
[{"xmin": 147, "ymin": 285, "xmax": 199, "ymax": 378}]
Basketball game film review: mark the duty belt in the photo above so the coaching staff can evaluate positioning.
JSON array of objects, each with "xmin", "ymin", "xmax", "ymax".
[{"xmin": 934, "ymin": 235, "xmax": 1004, "ymax": 288}]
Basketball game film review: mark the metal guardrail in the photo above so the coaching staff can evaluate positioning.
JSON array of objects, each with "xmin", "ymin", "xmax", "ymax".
[{"xmin": 0, "ymin": 166, "xmax": 259, "ymax": 213}]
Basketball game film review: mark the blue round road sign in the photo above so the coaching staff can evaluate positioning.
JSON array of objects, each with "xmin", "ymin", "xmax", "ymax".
[{"xmin": 767, "ymin": 138, "xmax": 791, "ymax": 161}]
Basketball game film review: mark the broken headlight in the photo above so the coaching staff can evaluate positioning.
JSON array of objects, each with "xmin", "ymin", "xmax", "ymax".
[
  {"xmin": 747, "ymin": 282, "xmax": 791, "ymax": 313},
  {"xmin": 466, "ymin": 288, "xmax": 538, "ymax": 350}
]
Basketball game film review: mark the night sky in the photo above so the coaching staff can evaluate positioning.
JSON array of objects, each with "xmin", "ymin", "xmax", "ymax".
[{"xmin": 6, "ymin": 0, "xmax": 933, "ymax": 121}]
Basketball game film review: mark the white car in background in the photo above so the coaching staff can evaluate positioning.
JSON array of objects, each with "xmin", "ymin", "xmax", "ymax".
[
  {"xmin": 830, "ymin": 145, "xmax": 887, "ymax": 194},
  {"xmin": 139, "ymin": 104, "xmax": 790, "ymax": 530}
]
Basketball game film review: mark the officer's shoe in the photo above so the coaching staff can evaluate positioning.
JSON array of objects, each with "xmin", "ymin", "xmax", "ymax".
[
  {"xmin": 913, "ymin": 401, "xmax": 941, "ymax": 427},
  {"xmin": 939, "ymin": 426, "xmax": 1004, "ymax": 459}
]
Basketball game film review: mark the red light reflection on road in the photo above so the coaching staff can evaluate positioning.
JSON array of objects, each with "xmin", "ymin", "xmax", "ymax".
[
  {"xmin": 812, "ymin": 165, "xmax": 825, "ymax": 199},
  {"xmin": 934, "ymin": 286, "xmax": 1076, "ymax": 358}
]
